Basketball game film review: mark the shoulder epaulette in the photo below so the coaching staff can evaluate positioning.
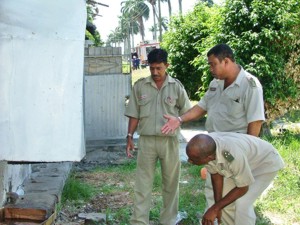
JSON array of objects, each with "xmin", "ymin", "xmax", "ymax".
[
  {"xmin": 173, "ymin": 78, "xmax": 184, "ymax": 88},
  {"xmin": 222, "ymin": 150, "xmax": 235, "ymax": 162},
  {"xmin": 133, "ymin": 77, "xmax": 146, "ymax": 86},
  {"xmin": 246, "ymin": 75, "xmax": 257, "ymax": 88},
  {"xmin": 136, "ymin": 77, "xmax": 146, "ymax": 82}
]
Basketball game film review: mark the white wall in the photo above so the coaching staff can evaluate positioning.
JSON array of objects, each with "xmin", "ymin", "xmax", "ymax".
[
  {"xmin": 0, "ymin": 0, "xmax": 86, "ymax": 162},
  {"xmin": 0, "ymin": 0, "xmax": 87, "ymax": 207}
]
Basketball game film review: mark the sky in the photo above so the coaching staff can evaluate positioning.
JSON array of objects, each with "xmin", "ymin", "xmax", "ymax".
[{"xmin": 93, "ymin": 0, "xmax": 223, "ymax": 45}]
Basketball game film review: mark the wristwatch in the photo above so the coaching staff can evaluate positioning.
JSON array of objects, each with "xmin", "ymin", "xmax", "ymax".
[
  {"xmin": 126, "ymin": 133, "xmax": 133, "ymax": 139},
  {"xmin": 177, "ymin": 116, "xmax": 183, "ymax": 125}
]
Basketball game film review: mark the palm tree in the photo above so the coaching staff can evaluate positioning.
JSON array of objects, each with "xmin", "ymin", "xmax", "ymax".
[
  {"xmin": 166, "ymin": 0, "xmax": 172, "ymax": 19},
  {"xmin": 147, "ymin": 0, "xmax": 158, "ymax": 41},
  {"xmin": 119, "ymin": 13, "xmax": 139, "ymax": 49},
  {"xmin": 178, "ymin": 0, "xmax": 182, "ymax": 15},
  {"xmin": 146, "ymin": 0, "xmax": 171, "ymax": 42},
  {"xmin": 121, "ymin": 0, "xmax": 150, "ymax": 42},
  {"xmin": 107, "ymin": 27, "xmax": 125, "ymax": 47},
  {"xmin": 149, "ymin": 25, "xmax": 158, "ymax": 40}
]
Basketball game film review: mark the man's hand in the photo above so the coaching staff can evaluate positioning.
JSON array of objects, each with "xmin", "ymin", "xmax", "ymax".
[
  {"xmin": 202, "ymin": 205, "xmax": 222, "ymax": 225},
  {"xmin": 126, "ymin": 137, "xmax": 135, "ymax": 158},
  {"xmin": 161, "ymin": 114, "xmax": 181, "ymax": 134}
]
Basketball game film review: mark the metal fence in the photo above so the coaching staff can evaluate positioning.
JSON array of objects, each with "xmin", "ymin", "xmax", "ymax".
[{"xmin": 84, "ymin": 47, "xmax": 131, "ymax": 141}]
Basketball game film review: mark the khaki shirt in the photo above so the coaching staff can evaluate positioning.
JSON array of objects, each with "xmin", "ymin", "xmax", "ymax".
[
  {"xmin": 198, "ymin": 67, "xmax": 265, "ymax": 133},
  {"xmin": 206, "ymin": 132, "xmax": 284, "ymax": 187},
  {"xmin": 125, "ymin": 75, "xmax": 191, "ymax": 136}
]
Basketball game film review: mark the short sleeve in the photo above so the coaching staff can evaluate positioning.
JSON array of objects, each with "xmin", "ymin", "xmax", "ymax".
[
  {"xmin": 245, "ymin": 78, "xmax": 265, "ymax": 123},
  {"xmin": 124, "ymin": 84, "xmax": 139, "ymax": 119}
]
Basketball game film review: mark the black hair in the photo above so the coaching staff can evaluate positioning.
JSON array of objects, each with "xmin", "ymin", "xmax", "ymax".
[
  {"xmin": 147, "ymin": 48, "xmax": 168, "ymax": 64},
  {"xmin": 186, "ymin": 134, "xmax": 216, "ymax": 158},
  {"xmin": 207, "ymin": 43, "xmax": 235, "ymax": 62}
]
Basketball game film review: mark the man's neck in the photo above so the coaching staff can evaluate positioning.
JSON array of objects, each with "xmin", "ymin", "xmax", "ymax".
[
  {"xmin": 224, "ymin": 64, "xmax": 240, "ymax": 89},
  {"xmin": 154, "ymin": 74, "xmax": 167, "ymax": 90}
]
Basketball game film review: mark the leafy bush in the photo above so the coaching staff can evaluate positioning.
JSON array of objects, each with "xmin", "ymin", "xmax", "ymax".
[
  {"xmin": 162, "ymin": 0, "xmax": 300, "ymax": 123},
  {"xmin": 161, "ymin": 3, "xmax": 222, "ymax": 100},
  {"xmin": 218, "ymin": 0, "xmax": 300, "ymax": 123}
]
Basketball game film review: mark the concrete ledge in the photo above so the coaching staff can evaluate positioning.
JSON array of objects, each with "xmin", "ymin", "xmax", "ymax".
[{"xmin": 1, "ymin": 162, "xmax": 72, "ymax": 223}]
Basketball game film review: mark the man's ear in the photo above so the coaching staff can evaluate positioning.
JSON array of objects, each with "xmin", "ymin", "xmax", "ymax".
[
  {"xmin": 207, "ymin": 154, "xmax": 215, "ymax": 161},
  {"xmin": 223, "ymin": 57, "xmax": 230, "ymax": 65}
]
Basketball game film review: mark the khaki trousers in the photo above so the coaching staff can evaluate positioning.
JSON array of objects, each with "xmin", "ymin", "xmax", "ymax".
[
  {"xmin": 205, "ymin": 171, "xmax": 278, "ymax": 225},
  {"xmin": 130, "ymin": 135, "xmax": 180, "ymax": 225}
]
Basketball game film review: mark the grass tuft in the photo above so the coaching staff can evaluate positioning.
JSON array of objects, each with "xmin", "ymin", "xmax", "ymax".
[{"xmin": 61, "ymin": 173, "xmax": 96, "ymax": 203}]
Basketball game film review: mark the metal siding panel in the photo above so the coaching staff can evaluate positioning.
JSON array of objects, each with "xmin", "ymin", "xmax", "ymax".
[{"xmin": 84, "ymin": 74, "xmax": 130, "ymax": 140}]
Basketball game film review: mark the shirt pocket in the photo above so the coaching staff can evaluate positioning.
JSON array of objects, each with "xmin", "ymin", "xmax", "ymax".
[
  {"xmin": 164, "ymin": 96, "xmax": 178, "ymax": 115},
  {"xmin": 138, "ymin": 97, "xmax": 152, "ymax": 118},
  {"xmin": 227, "ymin": 97, "xmax": 244, "ymax": 116}
]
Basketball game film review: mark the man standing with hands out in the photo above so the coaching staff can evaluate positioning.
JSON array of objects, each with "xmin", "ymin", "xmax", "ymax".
[
  {"xmin": 125, "ymin": 48, "xmax": 191, "ymax": 225},
  {"xmin": 161, "ymin": 43, "xmax": 265, "ymax": 224}
]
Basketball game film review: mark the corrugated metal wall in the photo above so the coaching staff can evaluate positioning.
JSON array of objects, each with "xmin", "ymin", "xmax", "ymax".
[{"xmin": 84, "ymin": 47, "xmax": 131, "ymax": 141}]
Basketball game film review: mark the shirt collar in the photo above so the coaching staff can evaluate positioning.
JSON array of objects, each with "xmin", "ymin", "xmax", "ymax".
[
  {"xmin": 233, "ymin": 66, "xmax": 246, "ymax": 87},
  {"xmin": 214, "ymin": 65, "xmax": 246, "ymax": 88},
  {"xmin": 145, "ymin": 74, "xmax": 175, "ymax": 84}
]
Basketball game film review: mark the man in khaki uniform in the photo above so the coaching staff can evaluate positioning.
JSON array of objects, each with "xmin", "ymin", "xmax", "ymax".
[
  {"xmin": 186, "ymin": 133, "xmax": 284, "ymax": 225},
  {"xmin": 125, "ymin": 48, "xmax": 191, "ymax": 225},
  {"xmin": 161, "ymin": 44, "xmax": 265, "ymax": 224}
]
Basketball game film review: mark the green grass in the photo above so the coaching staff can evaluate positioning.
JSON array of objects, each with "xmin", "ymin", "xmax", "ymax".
[
  {"xmin": 61, "ymin": 174, "xmax": 97, "ymax": 205},
  {"xmin": 122, "ymin": 61, "xmax": 131, "ymax": 74},
  {"xmin": 256, "ymin": 133, "xmax": 300, "ymax": 225},
  {"xmin": 60, "ymin": 132, "xmax": 300, "ymax": 224}
]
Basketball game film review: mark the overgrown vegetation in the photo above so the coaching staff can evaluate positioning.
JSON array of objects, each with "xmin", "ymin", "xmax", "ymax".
[
  {"xmin": 162, "ymin": 0, "xmax": 300, "ymax": 124},
  {"xmin": 60, "ymin": 130, "xmax": 300, "ymax": 224},
  {"xmin": 162, "ymin": 3, "xmax": 222, "ymax": 99}
]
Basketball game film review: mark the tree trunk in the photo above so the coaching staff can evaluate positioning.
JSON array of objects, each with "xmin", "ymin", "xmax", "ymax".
[
  {"xmin": 158, "ymin": 0, "xmax": 162, "ymax": 42},
  {"xmin": 167, "ymin": 0, "xmax": 172, "ymax": 20},
  {"xmin": 178, "ymin": 0, "xmax": 182, "ymax": 15},
  {"xmin": 152, "ymin": 5, "xmax": 157, "ymax": 41},
  {"xmin": 138, "ymin": 17, "xmax": 145, "ymax": 41},
  {"xmin": 131, "ymin": 22, "xmax": 135, "ymax": 50}
]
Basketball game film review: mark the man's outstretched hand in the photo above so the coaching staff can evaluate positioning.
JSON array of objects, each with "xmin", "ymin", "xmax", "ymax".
[{"xmin": 161, "ymin": 114, "xmax": 181, "ymax": 134}]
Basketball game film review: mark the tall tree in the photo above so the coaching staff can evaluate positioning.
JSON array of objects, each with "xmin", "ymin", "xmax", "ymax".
[
  {"xmin": 162, "ymin": 3, "xmax": 221, "ymax": 99},
  {"xmin": 121, "ymin": 0, "xmax": 150, "ymax": 41},
  {"xmin": 178, "ymin": 0, "xmax": 182, "ymax": 15},
  {"xmin": 147, "ymin": 0, "xmax": 158, "ymax": 41},
  {"xmin": 167, "ymin": 0, "xmax": 172, "ymax": 19}
]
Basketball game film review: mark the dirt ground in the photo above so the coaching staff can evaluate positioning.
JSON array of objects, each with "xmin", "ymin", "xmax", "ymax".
[
  {"xmin": 54, "ymin": 158, "xmax": 134, "ymax": 224},
  {"xmin": 54, "ymin": 153, "xmax": 190, "ymax": 225}
]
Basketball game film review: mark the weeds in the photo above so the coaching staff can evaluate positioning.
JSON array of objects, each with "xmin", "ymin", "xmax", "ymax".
[
  {"xmin": 60, "ymin": 131, "xmax": 300, "ymax": 224},
  {"xmin": 62, "ymin": 174, "xmax": 96, "ymax": 203}
]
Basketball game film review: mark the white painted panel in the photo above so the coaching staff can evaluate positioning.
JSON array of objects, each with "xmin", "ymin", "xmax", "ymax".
[{"xmin": 0, "ymin": 0, "xmax": 86, "ymax": 161}]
